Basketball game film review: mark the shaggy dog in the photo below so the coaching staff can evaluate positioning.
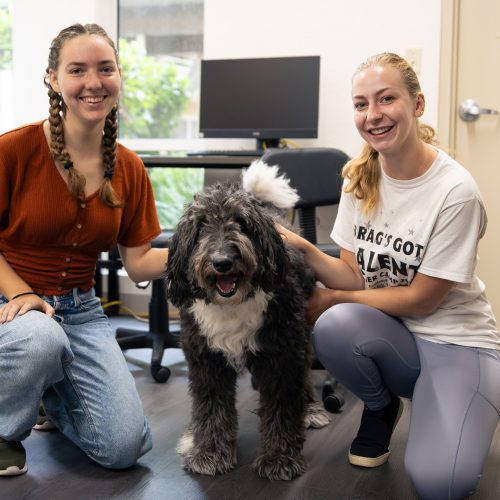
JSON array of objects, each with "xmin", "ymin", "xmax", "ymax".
[{"xmin": 166, "ymin": 161, "xmax": 330, "ymax": 481}]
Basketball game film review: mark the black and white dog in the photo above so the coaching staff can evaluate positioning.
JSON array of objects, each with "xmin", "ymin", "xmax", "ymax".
[{"xmin": 166, "ymin": 161, "xmax": 330, "ymax": 481}]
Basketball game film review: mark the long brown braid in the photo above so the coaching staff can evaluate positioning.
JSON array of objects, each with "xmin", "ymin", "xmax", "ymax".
[
  {"xmin": 99, "ymin": 103, "xmax": 121, "ymax": 206},
  {"xmin": 43, "ymin": 23, "xmax": 122, "ymax": 208},
  {"xmin": 343, "ymin": 52, "xmax": 438, "ymax": 215}
]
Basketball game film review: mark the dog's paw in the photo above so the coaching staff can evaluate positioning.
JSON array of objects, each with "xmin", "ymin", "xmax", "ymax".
[
  {"xmin": 253, "ymin": 452, "xmax": 307, "ymax": 480},
  {"xmin": 182, "ymin": 449, "xmax": 237, "ymax": 476},
  {"xmin": 176, "ymin": 430, "xmax": 195, "ymax": 458},
  {"xmin": 177, "ymin": 427, "xmax": 237, "ymax": 476},
  {"xmin": 304, "ymin": 402, "xmax": 331, "ymax": 429}
]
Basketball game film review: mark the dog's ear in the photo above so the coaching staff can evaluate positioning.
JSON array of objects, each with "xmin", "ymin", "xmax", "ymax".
[
  {"xmin": 261, "ymin": 221, "xmax": 289, "ymax": 292},
  {"xmin": 246, "ymin": 205, "xmax": 289, "ymax": 292},
  {"xmin": 165, "ymin": 205, "xmax": 201, "ymax": 308}
]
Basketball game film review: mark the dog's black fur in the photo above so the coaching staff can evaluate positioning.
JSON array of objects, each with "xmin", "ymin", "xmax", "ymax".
[{"xmin": 166, "ymin": 169, "xmax": 329, "ymax": 481}]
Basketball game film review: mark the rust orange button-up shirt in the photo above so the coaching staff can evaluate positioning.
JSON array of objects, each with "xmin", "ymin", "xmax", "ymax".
[{"xmin": 0, "ymin": 122, "xmax": 161, "ymax": 295}]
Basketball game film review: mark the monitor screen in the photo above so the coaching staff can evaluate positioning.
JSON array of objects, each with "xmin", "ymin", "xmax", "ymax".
[{"xmin": 198, "ymin": 56, "xmax": 320, "ymax": 147}]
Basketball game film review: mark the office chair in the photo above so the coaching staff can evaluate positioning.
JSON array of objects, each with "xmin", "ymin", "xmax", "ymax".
[
  {"xmin": 261, "ymin": 147, "xmax": 349, "ymax": 412},
  {"xmin": 96, "ymin": 232, "xmax": 181, "ymax": 383}
]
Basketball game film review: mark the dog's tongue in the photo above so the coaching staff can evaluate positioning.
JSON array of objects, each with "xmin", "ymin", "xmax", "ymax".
[{"xmin": 217, "ymin": 277, "xmax": 237, "ymax": 293}]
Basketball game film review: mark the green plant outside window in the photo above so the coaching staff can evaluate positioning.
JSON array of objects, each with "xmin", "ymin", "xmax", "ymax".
[
  {"xmin": 147, "ymin": 167, "xmax": 203, "ymax": 230},
  {"xmin": 117, "ymin": 0, "xmax": 204, "ymax": 231},
  {"xmin": 0, "ymin": 5, "xmax": 12, "ymax": 70}
]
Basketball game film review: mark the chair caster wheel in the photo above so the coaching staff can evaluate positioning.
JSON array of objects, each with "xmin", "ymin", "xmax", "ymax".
[
  {"xmin": 151, "ymin": 366, "xmax": 171, "ymax": 383},
  {"xmin": 322, "ymin": 380, "xmax": 344, "ymax": 413}
]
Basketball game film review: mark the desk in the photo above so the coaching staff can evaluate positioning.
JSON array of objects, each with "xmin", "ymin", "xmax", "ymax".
[
  {"xmin": 140, "ymin": 154, "xmax": 262, "ymax": 188},
  {"xmin": 140, "ymin": 155, "xmax": 260, "ymax": 169}
]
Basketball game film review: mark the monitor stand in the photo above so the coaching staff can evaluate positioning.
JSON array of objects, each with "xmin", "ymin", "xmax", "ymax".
[{"xmin": 257, "ymin": 138, "xmax": 281, "ymax": 151}]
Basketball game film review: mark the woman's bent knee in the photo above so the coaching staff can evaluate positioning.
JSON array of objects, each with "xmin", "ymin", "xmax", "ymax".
[
  {"xmin": 1, "ymin": 311, "xmax": 70, "ymax": 373},
  {"xmin": 315, "ymin": 303, "xmax": 360, "ymax": 347},
  {"xmin": 88, "ymin": 419, "xmax": 151, "ymax": 469},
  {"xmin": 313, "ymin": 303, "xmax": 383, "ymax": 355}
]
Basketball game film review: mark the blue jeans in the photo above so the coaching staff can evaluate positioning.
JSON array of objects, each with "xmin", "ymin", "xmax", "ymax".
[{"xmin": 0, "ymin": 288, "xmax": 152, "ymax": 469}]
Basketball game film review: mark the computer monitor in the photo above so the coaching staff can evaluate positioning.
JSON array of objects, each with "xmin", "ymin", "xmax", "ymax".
[{"xmin": 198, "ymin": 56, "xmax": 320, "ymax": 149}]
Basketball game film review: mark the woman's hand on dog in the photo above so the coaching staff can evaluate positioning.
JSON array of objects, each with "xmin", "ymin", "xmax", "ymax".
[
  {"xmin": 307, "ymin": 286, "xmax": 339, "ymax": 324},
  {"xmin": 276, "ymin": 223, "xmax": 341, "ymax": 324},
  {"xmin": 276, "ymin": 224, "xmax": 309, "ymax": 252}
]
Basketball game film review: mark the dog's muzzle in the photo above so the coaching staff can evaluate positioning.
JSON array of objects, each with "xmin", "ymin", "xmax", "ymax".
[{"xmin": 213, "ymin": 256, "xmax": 239, "ymax": 298}]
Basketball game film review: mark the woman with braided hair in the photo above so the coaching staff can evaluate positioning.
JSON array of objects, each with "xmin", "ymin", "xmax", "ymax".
[
  {"xmin": 280, "ymin": 52, "xmax": 500, "ymax": 499},
  {"xmin": 0, "ymin": 24, "xmax": 168, "ymax": 475}
]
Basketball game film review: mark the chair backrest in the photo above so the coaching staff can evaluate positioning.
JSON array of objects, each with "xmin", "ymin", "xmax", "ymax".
[{"xmin": 261, "ymin": 147, "xmax": 349, "ymax": 245}]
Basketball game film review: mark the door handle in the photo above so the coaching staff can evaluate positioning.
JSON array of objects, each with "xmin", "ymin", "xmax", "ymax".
[{"xmin": 459, "ymin": 99, "xmax": 499, "ymax": 122}]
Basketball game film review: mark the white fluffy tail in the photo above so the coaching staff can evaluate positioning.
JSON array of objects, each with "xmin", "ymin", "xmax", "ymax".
[{"xmin": 241, "ymin": 159, "xmax": 299, "ymax": 209}]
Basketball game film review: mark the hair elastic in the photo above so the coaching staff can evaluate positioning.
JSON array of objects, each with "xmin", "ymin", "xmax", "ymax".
[
  {"xmin": 64, "ymin": 160, "xmax": 74, "ymax": 170},
  {"xmin": 11, "ymin": 291, "xmax": 38, "ymax": 301}
]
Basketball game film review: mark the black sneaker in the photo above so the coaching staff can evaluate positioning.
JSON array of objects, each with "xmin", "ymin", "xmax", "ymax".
[
  {"xmin": 348, "ymin": 393, "xmax": 403, "ymax": 468},
  {"xmin": 33, "ymin": 404, "xmax": 57, "ymax": 432},
  {"xmin": 0, "ymin": 438, "xmax": 27, "ymax": 476}
]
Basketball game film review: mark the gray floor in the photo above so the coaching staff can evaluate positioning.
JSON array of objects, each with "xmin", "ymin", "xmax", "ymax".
[{"xmin": 2, "ymin": 316, "xmax": 500, "ymax": 500}]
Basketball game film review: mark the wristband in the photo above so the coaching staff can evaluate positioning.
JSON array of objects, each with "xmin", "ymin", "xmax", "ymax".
[{"xmin": 10, "ymin": 291, "xmax": 38, "ymax": 301}]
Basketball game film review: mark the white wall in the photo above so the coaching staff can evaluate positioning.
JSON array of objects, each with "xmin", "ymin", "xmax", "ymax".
[
  {"xmin": 11, "ymin": 0, "xmax": 116, "ymax": 126},
  {"xmin": 204, "ymin": 0, "xmax": 442, "ymax": 159}
]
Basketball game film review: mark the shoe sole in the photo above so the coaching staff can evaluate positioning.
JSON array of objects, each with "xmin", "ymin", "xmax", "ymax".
[
  {"xmin": 348, "ymin": 450, "xmax": 390, "ymax": 467},
  {"xmin": 0, "ymin": 464, "xmax": 28, "ymax": 476},
  {"xmin": 348, "ymin": 397, "xmax": 405, "ymax": 468},
  {"xmin": 33, "ymin": 421, "xmax": 57, "ymax": 431}
]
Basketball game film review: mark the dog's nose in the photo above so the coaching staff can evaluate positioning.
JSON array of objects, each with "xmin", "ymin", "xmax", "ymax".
[{"xmin": 213, "ymin": 256, "xmax": 233, "ymax": 273}]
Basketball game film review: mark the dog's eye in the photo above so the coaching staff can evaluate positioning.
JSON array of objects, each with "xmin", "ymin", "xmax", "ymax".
[{"xmin": 235, "ymin": 216, "xmax": 248, "ymax": 231}]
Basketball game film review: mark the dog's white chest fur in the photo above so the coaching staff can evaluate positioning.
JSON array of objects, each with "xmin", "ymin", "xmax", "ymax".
[{"xmin": 189, "ymin": 289, "xmax": 271, "ymax": 371}]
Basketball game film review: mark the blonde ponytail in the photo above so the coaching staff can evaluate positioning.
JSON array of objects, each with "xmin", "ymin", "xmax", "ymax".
[{"xmin": 343, "ymin": 144, "xmax": 381, "ymax": 216}]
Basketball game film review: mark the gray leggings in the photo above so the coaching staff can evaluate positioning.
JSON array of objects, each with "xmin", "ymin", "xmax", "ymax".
[{"xmin": 313, "ymin": 303, "xmax": 500, "ymax": 500}]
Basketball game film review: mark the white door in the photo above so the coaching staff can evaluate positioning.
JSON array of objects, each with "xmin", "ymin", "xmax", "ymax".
[{"xmin": 447, "ymin": 0, "xmax": 500, "ymax": 317}]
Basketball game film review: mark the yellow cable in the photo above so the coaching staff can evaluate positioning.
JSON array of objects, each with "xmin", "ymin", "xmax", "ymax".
[
  {"xmin": 118, "ymin": 305, "xmax": 149, "ymax": 323},
  {"xmin": 100, "ymin": 300, "xmax": 122, "ymax": 309},
  {"xmin": 98, "ymin": 298, "xmax": 180, "ymax": 322},
  {"xmin": 281, "ymin": 139, "xmax": 301, "ymax": 149},
  {"xmin": 99, "ymin": 299, "xmax": 148, "ymax": 322}
]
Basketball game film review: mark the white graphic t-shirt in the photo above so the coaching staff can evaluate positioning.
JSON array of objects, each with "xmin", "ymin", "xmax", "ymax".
[{"xmin": 332, "ymin": 149, "xmax": 499, "ymax": 349}]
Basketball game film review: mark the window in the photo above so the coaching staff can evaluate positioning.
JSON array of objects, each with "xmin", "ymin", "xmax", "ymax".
[
  {"xmin": 0, "ymin": 0, "xmax": 12, "ymax": 133},
  {"xmin": 118, "ymin": 0, "xmax": 203, "ymax": 148},
  {"xmin": 118, "ymin": 0, "xmax": 204, "ymax": 229}
]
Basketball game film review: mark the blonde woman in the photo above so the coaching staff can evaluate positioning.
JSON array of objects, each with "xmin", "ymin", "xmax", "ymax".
[{"xmin": 281, "ymin": 53, "xmax": 499, "ymax": 499}]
